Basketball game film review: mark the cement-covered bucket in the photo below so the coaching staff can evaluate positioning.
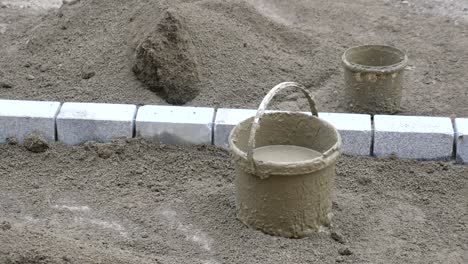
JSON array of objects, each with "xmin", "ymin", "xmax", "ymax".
[
  {"xmin": 229, "ymin": 82, "xmax": 342, "ymax": 238},
  {"xmin": 342, "ymin": 44, "xmax": 408, "ymax": 114}
]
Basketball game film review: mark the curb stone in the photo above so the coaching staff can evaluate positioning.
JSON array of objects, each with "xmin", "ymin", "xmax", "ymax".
[
  {"xmin": 455, "ymin": 118, "xmax": 468, "ymax": 164},
  {"xmin": 0, "ymin": 99, "xmax": 61, "ymax": 143},
  {"xmin": 374, "ymin": 115, "xmax": 454, "ymax": 160},
  {"xmin": 213, "ymin": 108, "xmax": 256, "ymax": 149},
  {"xmin": 136, "ymin": 105, "xmax": 214, "ymax": 145},
  {"xmin": 318, "ymin": 112, "xmax": 372, "ymax": 156},
  {"xmin": 56, "ymin": 102, "xmax": 137, "ymax": 145},
  {"xmin": 0, "ymin": 99, "xmax": 466, "ymax": 163}
]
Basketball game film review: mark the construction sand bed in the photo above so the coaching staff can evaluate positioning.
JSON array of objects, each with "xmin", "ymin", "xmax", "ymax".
[
  {"xmin": 1, "ymin": 1, "xmax": 468, "ymax": 263},
  {"xmin": 0, "ymin": 0, "xmax": 467, "ymax": 115},
  {"xmin": 0, "ymin": 140, "xmax": 467, "ymax": 264}
]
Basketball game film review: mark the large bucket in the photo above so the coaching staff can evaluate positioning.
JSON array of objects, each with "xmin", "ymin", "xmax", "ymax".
[
  {"xmin": 229, "ymin": 82, "xmax": 342, "ymax": 238},
  {"xmin": 342, "ymin": 45, "xmax": 408, "ymax": 114}
]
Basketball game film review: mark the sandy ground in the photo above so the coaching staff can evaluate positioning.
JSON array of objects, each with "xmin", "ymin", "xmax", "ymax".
[
  {"xmin": 0, "ymin": 140, "xmax": 467, "ymax": 264},
  {"xmin": 0, "ymin": 1, "xmax": 468, "ymax": 263},
  {"xmin": 0, "ymin": 0, "xmax": 467, "ymax": 115},
  {"xmin": 1, "ymin": 0, "xmax": 62, "ymax": 9}
]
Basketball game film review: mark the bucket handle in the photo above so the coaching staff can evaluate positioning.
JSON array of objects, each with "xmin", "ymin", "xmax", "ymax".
[{"xmin": 246, "ymin": 82, "xmax": 319, "ymax": 169}]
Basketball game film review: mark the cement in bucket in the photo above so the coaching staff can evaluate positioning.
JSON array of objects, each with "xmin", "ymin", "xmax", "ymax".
[
  {"xmin": 229, "ymin": 82, "xmax": 342, "ymax": 238},
  {"xmin": 342, "ymin": 45, "xmax": 408, "ymax": 114}
]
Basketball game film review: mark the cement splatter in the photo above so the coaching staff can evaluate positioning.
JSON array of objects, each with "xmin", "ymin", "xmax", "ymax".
[
  {"xmin": 74, "ymin": 216, "xmax": 128, "ymax": 237},
  {"xmin": 161, "ymin": 209, "xmax": 214, "ymax": 252},
  {"xmin": 51, "ymin": 204, "xmax": 91, "ymax": 212}
]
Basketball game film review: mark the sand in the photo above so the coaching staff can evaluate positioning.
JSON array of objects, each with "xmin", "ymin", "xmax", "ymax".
[
  {"xmin": 0, "ymin": 140, "xmax": 467, "ymax": 263},
  {"xmin": 0, "ymin": 0, "xmax": 468, "ymax": 263},
  {"xmin": 0, "ymin": 0, "xmax": 467, "ymax": 116}
]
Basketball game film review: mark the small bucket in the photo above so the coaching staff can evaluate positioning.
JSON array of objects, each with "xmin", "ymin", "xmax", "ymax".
[
  {"xmin": 229, "ymin": 82, "xmax": 342, "ymax": 238},
  {"xmin": 342, "ymin": 45, "xmax": 408, "ymax": 114}
]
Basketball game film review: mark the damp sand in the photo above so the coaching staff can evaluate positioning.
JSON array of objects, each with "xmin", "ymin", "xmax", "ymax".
[
  {"xmin": 0, "ymin": 0, "xmax": 467, "ymax": 116},
  {"xmin": 0, "ymin": 139, "xmax": 466, "ymax": 264}
]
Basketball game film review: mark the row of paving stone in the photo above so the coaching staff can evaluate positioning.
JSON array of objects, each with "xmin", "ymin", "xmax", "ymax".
[{"xmin": 0, "ymin": 99, "xmax": 466, "ymax": 163}]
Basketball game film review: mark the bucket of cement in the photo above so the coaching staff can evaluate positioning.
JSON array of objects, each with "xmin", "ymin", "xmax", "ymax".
[
  {"xmin": 229, "ymin": 82, "xmax": 342, "ymax": 238},
  {"xmin": 342, "ymin": 44, "xmax": 408, "ymax": 114}
]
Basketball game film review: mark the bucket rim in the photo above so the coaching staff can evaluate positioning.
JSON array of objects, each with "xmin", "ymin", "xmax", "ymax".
[
  {"xmin": 341, "ymin": 44, "xmax": 408, "ymax": 73},
  {"xmin": 229, "ymin": 112, "xmax": 342, "ymax": 176}
]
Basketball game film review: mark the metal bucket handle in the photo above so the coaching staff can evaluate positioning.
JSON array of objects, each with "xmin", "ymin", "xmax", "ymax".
[{"xmin": 246, "ymin": 82, "xmax": 319, "ymax": 171}]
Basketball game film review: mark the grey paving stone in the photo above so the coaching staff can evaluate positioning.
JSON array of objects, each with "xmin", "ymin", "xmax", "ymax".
[
  {"xmin": 136, "ymin": 105, "xmax": 215, "ymax": 145},
  {"xmin": 56, "ymin": 102, "xmax": 136, "ymax": 145},
  {"xmin": 0, "ymin": 99, "xmax": 61, "ymax": 143},
  {"xmin": 374, "ymin": 115, "xmax": 454, "ymax": 160},
  {"xmin": 455, "ymin": 118, "xmax": 468, "ymax": 164}
]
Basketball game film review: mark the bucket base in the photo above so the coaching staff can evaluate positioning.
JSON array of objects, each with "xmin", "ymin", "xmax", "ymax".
[
  {"xmin": 236, "ymin": 211, "xmax": 333, "ymax": 238},
  {"xmin": 235, "ymin": 164, "xmax": 336, "ymax": 238}
]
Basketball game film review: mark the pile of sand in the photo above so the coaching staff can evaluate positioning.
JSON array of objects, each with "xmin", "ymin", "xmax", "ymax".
[
  {"xmin": 131, "ymin": 8, "xmax": 200, "ymax": 105},
  {"xmin": 1, "ymin": 0, "xmax": 467, "ymax": 114},
  {"xmin": 0, "ymin": 140, "xmax": 466, "ymax": 263},
  {"xmin": 127, "ymin": 0, "xmax": 337, "ymax": 107}
]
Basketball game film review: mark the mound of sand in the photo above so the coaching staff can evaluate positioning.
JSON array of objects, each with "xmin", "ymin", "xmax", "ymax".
[
  {"xmin": 0, "ymin": 140, "xmax": 467, "ymax": 263},
  {"xmin": 132, "ymin": 9, "xmax": 200, "ymax": 105},
  {"xmin": 0, "ymin": 0, "xmax": 467, "ymax": 115},
  {"xmin": 0, "ymin": 0, "xmax": 338, "ymax": 110},
  {"xmin": 126, "ymin": 0, "xmax": 336, "ymax": 108}
]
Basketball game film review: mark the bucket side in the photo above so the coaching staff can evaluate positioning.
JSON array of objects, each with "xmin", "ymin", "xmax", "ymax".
[
  {"xmin": 235, "ymin": 163, "xmax": 336, "ymax": 238},
  {"xmin": 344, "ymin": 69, "xmax": 404, "ymax": 114},
  {"xmin": 342, "ymin": 45, "xmax": 408, "ymax": 114}
]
